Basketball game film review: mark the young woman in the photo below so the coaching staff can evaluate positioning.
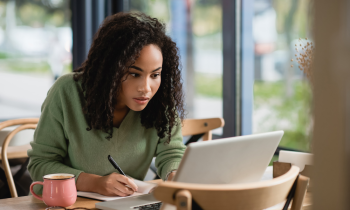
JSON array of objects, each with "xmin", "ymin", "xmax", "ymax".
[{"xmin": 28, "ymin": 12, "xmax": 186, "ymax": 197}]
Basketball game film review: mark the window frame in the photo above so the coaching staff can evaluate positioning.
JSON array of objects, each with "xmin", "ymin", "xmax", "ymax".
[{"xmin": 222, "ymin": 0, "xmax": 254, "ymax": 138}]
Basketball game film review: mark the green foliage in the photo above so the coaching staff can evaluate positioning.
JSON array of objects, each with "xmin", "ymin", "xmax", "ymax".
[
  {"xmin": 47, "ymin": 10, "xmax": 66, "ymax": 27},
  {"xmin": 1, "ymin": 59, "xmax": 51, "ymax": 74},
  {"xmin": 130, "ymin": 0, "xmax": 222, "ymax": 37},
  {"xmin": 0, "ymin": 59, "xmax": 72, "ymax": 76},
  {"xmin": 195, "ymin": 76, "xmax": 312, "ymax": 152},
  {"xmin": 254, "ymin": 81, "xmax": 284, "ymax": 101},
  {"xmin": 18, "ymin": 3, "xmax": 47, "ymax": 27},
  {"xmin": 254, "ymin": 81, "xmax": 312, "ymax": 151},
  {"xmin": 16, "ymin": 2, "xmax": 68, "ymax": 27},
  {"xmin": 0, "ymin": 52, "xmax": 9, "ymax": 59},
  {"xmin": 269, "ymin": 155, "xmax": 279, "ymax": 166},
  {"xmin": 193, "ymin": 4, "xmax": 222, "ymax": 36},
  {"xmin": 130, "ymin": 0, "xmax": 170, "ymax": 23},
  {"xmin": 195, "ymin": 73, "xmax": 222, "ymax": 98},
  {"xmin": 62, "ymin": 63, "xmax": 73, "ymax": 75},
  {"xmin": 273, "ymin": 0, "xmax": 311, "ymax": 36}
]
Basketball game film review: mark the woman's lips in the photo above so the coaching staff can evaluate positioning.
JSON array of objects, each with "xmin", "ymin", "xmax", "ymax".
[{"xmin": 133, "ymin": 97, "xmax": 149, "ymax": 105}]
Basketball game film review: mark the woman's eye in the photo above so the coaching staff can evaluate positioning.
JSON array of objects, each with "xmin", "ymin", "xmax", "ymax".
[
  {"xmin": 130, "ymin": 73, "xmax": 139, "ymax": 77},
  {"xmin": 152, "ymin": 73, "xmax": 160, "ymax": 78}
]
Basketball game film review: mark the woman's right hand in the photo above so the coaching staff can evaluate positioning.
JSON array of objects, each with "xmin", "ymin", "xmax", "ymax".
[
  {"xmin": 95, "ymin": 173, "xmax": 138, "ymax": 196},
  {"xmin": 77, "ymin": 172, "xmax": 138, "ymax": 197}
]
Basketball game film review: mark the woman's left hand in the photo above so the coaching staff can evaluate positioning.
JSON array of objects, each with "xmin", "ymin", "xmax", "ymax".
[{"xmin": 166, "ymin": 172, "xmax": 176, "ymax": 181}]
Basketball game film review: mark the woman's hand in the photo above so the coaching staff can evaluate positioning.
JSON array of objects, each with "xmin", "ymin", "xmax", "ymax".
[
  {"xmin": 166, "ymin": 171, "xmax": 176, "ymax": 181},
  {"xmin": 96, "ymin": 173, "xmax": 138, "ymax": 196},
  {"xmin": 77, "ymin": 172, "xmax": 138, "ymax": 197}
]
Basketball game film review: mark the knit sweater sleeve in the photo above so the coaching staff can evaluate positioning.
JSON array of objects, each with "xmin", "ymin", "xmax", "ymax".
[
  {"xmin": 154, "ymin": 120, "xmax": 186, "ymax": 180},
  {"xmin": 27, "ymin": 76, "xmax": 84, "ymax": 194}
]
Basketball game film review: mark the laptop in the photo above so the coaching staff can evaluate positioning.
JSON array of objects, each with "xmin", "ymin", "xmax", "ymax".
[{"xmin": 96, "ymin": 130, "xmax": 284, "ymax": 210}]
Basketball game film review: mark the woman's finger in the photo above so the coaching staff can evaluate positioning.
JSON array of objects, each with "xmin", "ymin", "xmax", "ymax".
[
  {"xmin": 114, "ymin": 181, "xmax": 135, "ymax": 195},
  {"xmin": 114, "ymin": 174, "xmax": 138, "ymax": 192},
  {"xmin": 113, "ymin": 187, "xmax": 129, "ymax": 197}
]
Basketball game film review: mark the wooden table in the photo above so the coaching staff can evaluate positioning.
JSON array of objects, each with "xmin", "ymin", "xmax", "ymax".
[
  {"xmin": 0, "ymin": 144, "xmax": 31, "ymax": 160},
  {"xmin": 0, "ymin": 180, "xmax": 161, "ymax": 210},
  {"xmin": 0, "ymin": 195, "xmax": 99, "ymax": 210},
  {"xmin": 0, "ymin": 190, "xmax": 312, "ymax": 210}
]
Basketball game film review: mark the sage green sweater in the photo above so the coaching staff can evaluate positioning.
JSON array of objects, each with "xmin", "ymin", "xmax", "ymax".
[{"xmin": 27, "ymin": 73, "xmax": 186, "ymax": 194}]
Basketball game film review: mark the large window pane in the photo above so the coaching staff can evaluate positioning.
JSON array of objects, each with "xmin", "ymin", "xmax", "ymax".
[
  {"xmin": 0, "ymin": 0, "xmax": 72, "ymax": 120},
  {"xmin": 253, "ymin": 0, "xmax": 313, "ymax": 151}
]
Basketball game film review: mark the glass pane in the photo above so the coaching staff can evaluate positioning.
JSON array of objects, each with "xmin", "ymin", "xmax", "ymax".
[
  {"xmin": 0, "ymin": 0, "xmax": 72, "ymax": 120},
  {"xmin": 253, "ymin": 0, "xmax": 313, "ymax": 151},
  {"xmin": 129, "ymin": 0, "xmax": 223, "ymax": 135}
]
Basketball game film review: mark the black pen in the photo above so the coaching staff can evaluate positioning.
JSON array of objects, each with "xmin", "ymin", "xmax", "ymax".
[{"xmin": 108, "ymin": 155, "xmax": 126, "ymax": 176}]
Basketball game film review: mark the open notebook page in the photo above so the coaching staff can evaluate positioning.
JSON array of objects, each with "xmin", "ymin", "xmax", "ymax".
[{"xmin": 77, "ymin": 179, "xmax": 157, "ymax": 201}]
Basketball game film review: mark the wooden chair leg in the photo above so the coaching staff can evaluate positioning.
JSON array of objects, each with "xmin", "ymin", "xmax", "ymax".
[
  {"xmin": 175, "ymin": 190, "xmax": 192, "ymax": 210},
  {"xmin": 1, "ymin": 124, "xmax": 36, "ymax": 198},
  {"xmin": 2, "ymin": 150, "xmax": 17, "ymax": 198},
  {"xmin": 203, "ymin": 130, "xmax": 212, "ymax": 141},
  {"xmin": 291, "ymin": 175, "xmax": 309, "ymax": 210}
]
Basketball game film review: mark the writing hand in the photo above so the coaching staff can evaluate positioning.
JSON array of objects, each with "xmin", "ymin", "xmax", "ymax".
[
  {"xmin": 96, "ymin": 173, "xmax": 138, "ymax": 196},
  {"xmin": 76, "ymin": 172, "xmax": 138, "ymax": 197}
]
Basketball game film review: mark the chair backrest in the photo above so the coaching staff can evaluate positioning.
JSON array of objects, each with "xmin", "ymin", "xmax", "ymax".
[
  {"xmin": 0, "ymin": 118, "xmax": 39, "ymax": 198},
  {"xmin": 153, "ymin": 165, "xmax": 309, "ymax": 210},
  {"xmin": 182, "ymin": 118, "xmax": 224, "ymax": 143}
]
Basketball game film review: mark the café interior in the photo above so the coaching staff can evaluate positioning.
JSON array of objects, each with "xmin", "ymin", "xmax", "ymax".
[{"xmin": 0, "ymin": 0, "xmax": 349, "ymax": 209}]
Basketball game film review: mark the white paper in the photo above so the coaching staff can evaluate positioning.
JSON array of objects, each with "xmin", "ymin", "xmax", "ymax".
[
  {"xmin": 160, "ymin": 203, "xmax": 177, "ymax": 210},
  {"xmin": 260, "ymin": 166, "xmax": 273, "ymax": 181},
  {"xmin": 132, "ymin": 179, "xmax": 157, "ymax": 194},
  {"xmin": 77, "ymin": 178, "xmax": 157, "ymax": 201},
  {"xmin": 77, "ymin": 191, "xmax": 146, "ymax": 201}
]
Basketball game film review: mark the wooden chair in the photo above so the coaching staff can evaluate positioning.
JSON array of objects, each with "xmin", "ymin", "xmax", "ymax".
[
  {"xmin": 182, "ymin": 118, "xmax": 225, "ymax": 145},
  {"xmin": 153, "ymin": 165, "xmax": 309, "ymax": 210},
  {"xmin": 0, "ymin": 118, "xmax": 39, "ymax": 198}
]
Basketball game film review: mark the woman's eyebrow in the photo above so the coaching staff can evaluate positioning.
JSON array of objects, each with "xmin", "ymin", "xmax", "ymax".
[{"xmin": 130, "ymin": 66, "xmax": 162, "ymax": 72}]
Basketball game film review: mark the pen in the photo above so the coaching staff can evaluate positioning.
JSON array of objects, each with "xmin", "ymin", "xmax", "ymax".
[{"xmin": 108, "ymin": 155, "xmax": 126, "ymax": 176}]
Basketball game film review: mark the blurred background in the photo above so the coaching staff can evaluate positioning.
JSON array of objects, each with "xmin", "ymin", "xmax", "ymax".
[
  {"xmin": 0, "ymin": 0, "xmax": 71, "ymax": 120},
  {"xmin": 0, "ymin": 0, "xmax": 313, "ymax": 153}
]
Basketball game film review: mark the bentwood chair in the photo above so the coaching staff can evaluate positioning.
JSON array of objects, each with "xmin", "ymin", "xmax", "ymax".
[
  {"xmin": 149, "ymin": 118, "xmax": 225, "ymax": 180},
  {"xmin": 154, "ymin": 165, "xmax": 309, "ymax": 210},
  {"xmin": 0, "ymin": 118, "xmax": 39, "ymax": 198},
  {"xmin": 181, "ymin": 118, "xmax": 225, "ymax": 144}
]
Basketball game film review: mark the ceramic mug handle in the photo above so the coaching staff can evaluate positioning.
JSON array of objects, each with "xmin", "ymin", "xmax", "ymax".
[{"xmin": 30, "ymin": 181, "xmax": 44, "ymax": 201}]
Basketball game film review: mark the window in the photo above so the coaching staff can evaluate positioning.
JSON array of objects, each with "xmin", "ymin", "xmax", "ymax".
[
  {"xmin": 252, "ymin": 0, "xmax": 313, "ymax": 151},
  {"xmin": 0, "ymin": 0, "xmax": 72, "ymax": 120}
]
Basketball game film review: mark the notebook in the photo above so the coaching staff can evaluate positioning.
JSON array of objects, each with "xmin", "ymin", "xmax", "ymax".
[{"xmin": 77, "ymin": 178, "xmax": 157, "ymax": 201}]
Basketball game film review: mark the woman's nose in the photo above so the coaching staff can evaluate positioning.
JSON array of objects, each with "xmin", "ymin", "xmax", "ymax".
[{"xmin": 138, "ymin": 78, "xmax": 152, "ymax": 93}]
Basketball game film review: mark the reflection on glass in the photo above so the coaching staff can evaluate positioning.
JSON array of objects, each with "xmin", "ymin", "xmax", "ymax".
[
  {"xmin": 253, "ymin": 0, "xmax": 313, "ymax": 151},
  {"xmin": 0, "ymin": 0, "xmax": 71, "ymax": 120},
  {"xmin": 129, "ymin": 0, "xmax": 223, "ymax": 135}
]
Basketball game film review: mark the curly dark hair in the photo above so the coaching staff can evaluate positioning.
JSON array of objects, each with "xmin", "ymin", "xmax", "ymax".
[{"xmin": 73, "ymin": 12, "xmax": 185, "ymax": 143}]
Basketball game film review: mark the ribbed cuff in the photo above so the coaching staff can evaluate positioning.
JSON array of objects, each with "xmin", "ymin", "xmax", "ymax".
[
  {"xmin": 165, "ymin": 170, "xmax": 177, "ymax": 180},
  {"xmin": 74, "ymin": 170, "xmax": 84, "ymax": 184},
  {"xmin": 160, "ymin": 162, "xmax": 181, "ymax": 181}
]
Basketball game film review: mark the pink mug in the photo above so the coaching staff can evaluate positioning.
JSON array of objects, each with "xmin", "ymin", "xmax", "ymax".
[{"xmin": 30, "ymin": 173, "xmax": 77, "ymax": 207}]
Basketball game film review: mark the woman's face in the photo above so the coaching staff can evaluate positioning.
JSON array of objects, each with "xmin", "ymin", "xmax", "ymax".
[{"xmin": 117, "ymin": 44, "xmax": 163, "ymax": 111}]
